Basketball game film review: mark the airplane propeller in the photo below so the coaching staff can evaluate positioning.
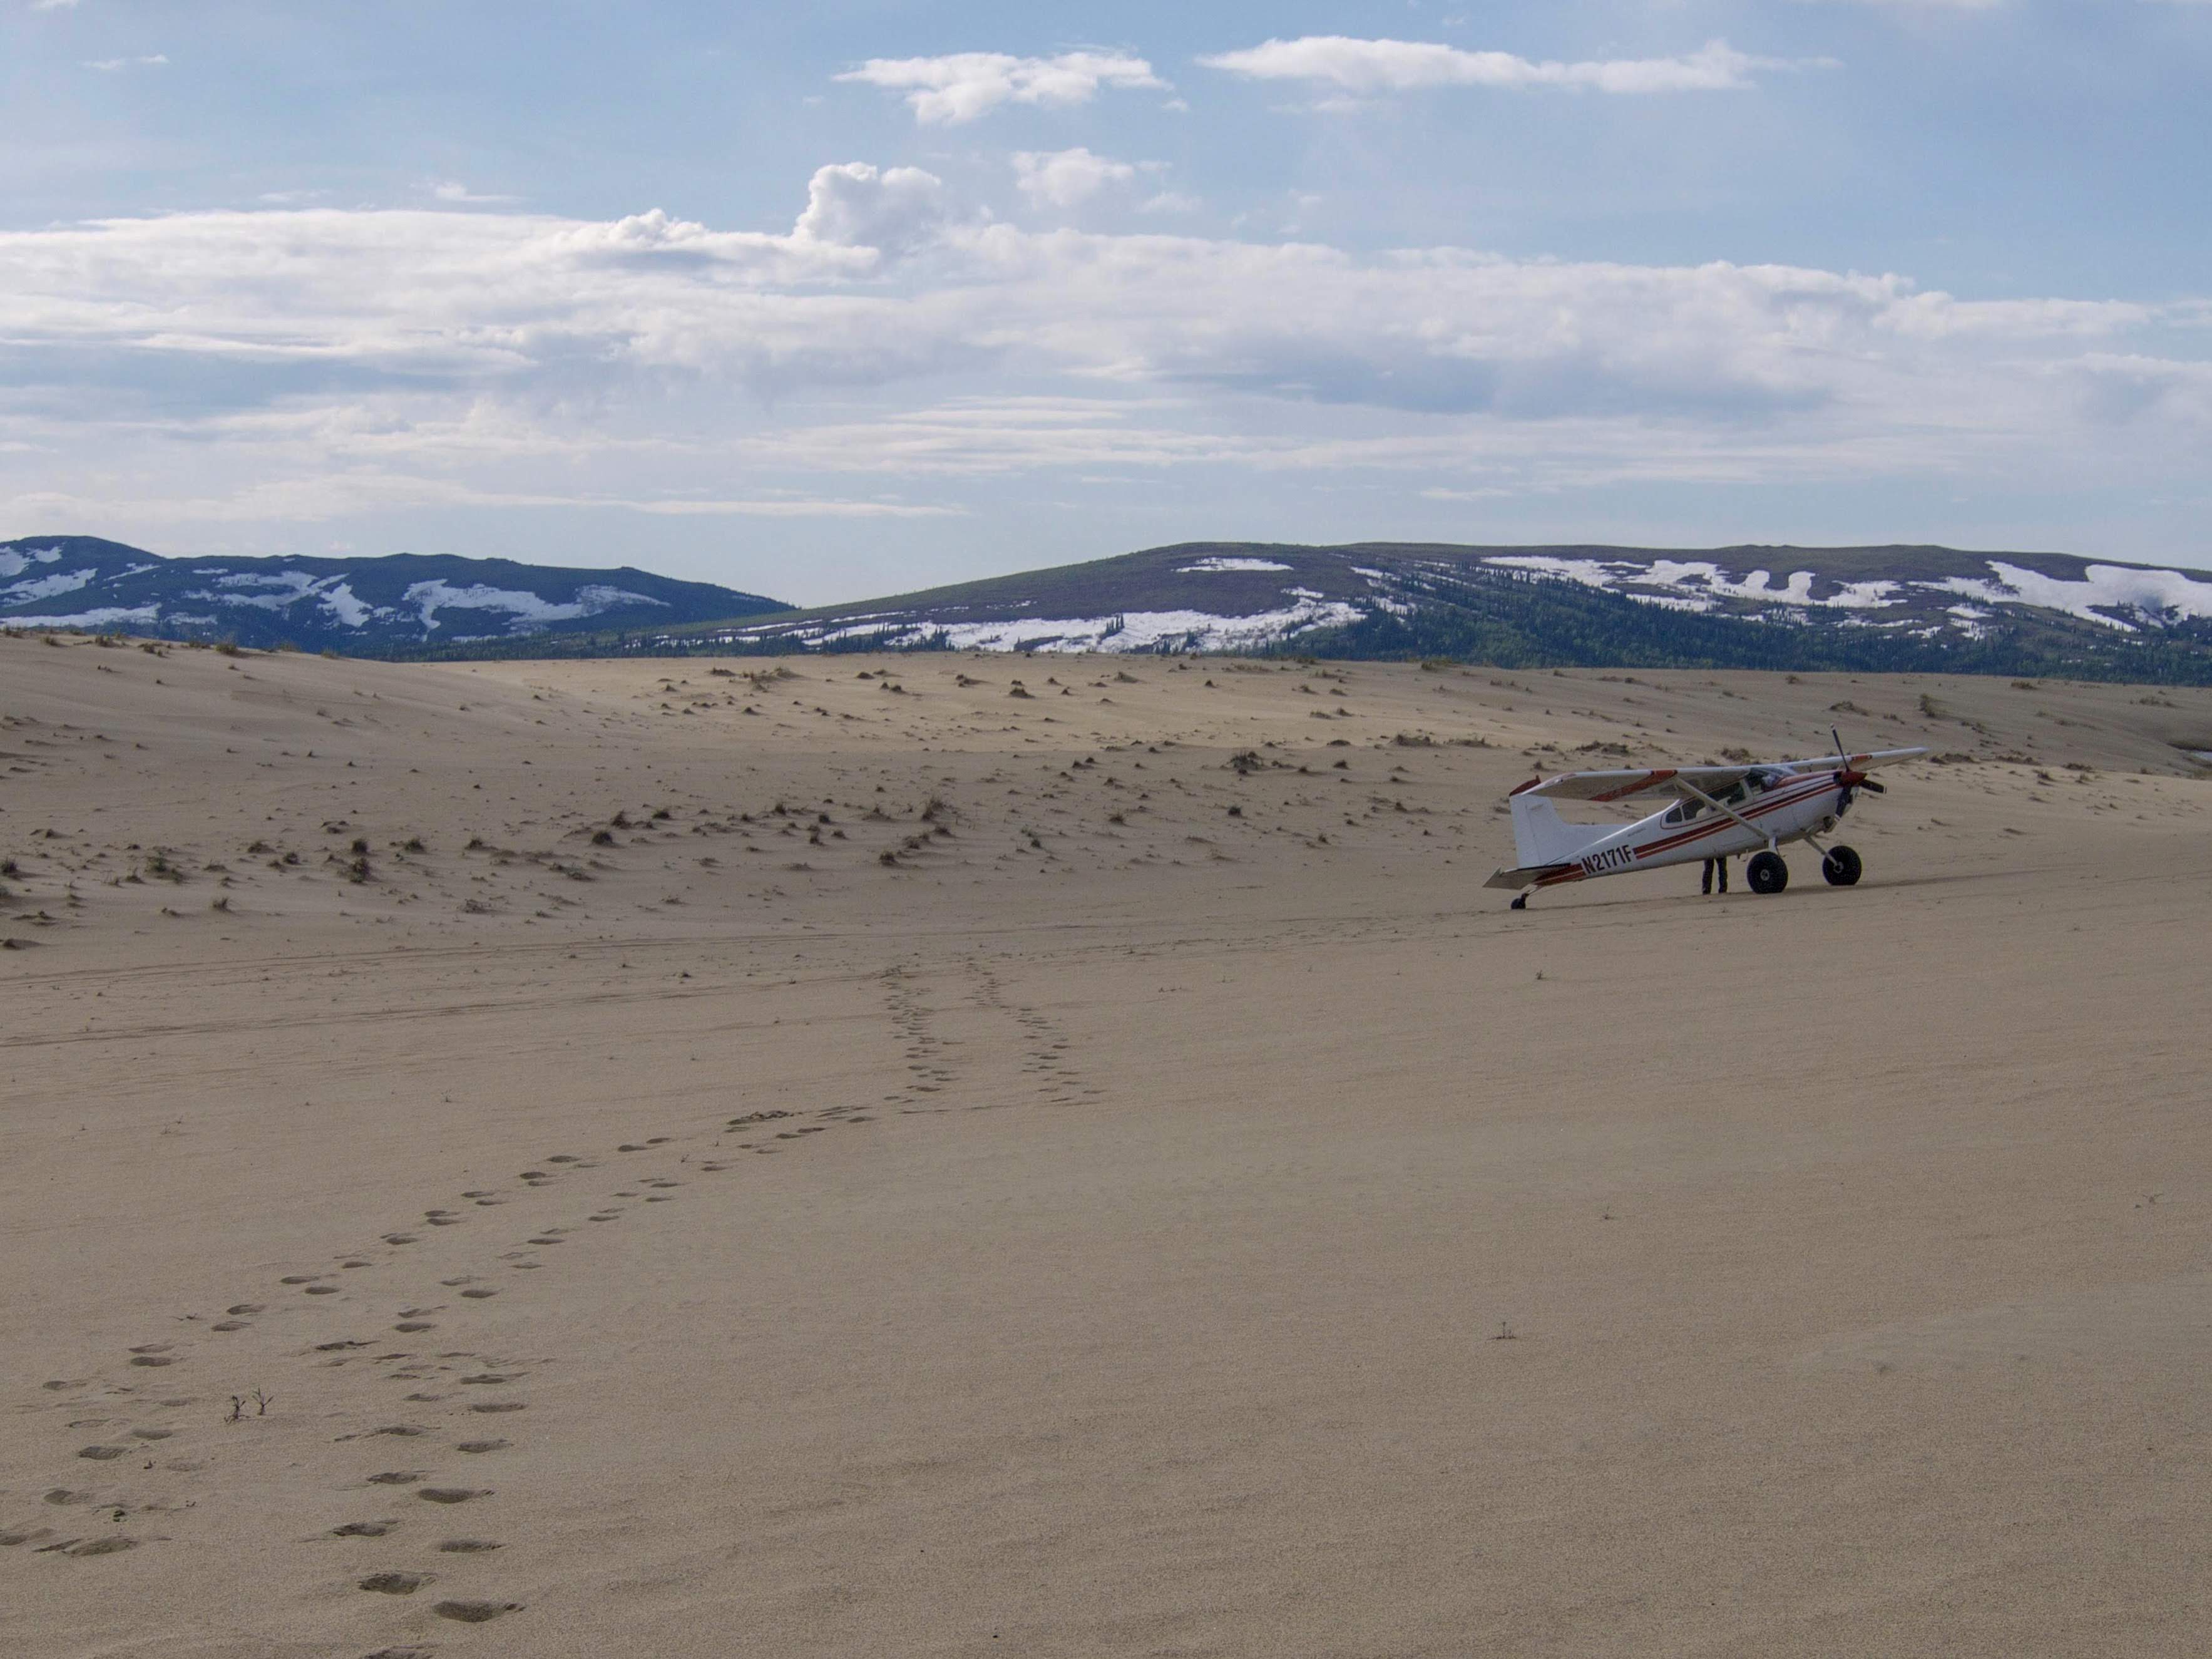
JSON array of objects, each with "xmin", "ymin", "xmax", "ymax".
[{"xmin": 1830, "ymin": 725, "xmax": 1885, "ymax": 812}]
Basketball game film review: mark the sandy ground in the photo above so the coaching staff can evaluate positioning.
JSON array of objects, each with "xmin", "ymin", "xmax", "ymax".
[{"xmin": 4, "ymin": 632, "xmax": 2210, "ymax": 1658}]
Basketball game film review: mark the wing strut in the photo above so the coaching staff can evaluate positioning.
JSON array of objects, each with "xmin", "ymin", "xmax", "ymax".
[{"xmin": 1675, "ymin": 779, "xmax": 1778, "ymax": 853}]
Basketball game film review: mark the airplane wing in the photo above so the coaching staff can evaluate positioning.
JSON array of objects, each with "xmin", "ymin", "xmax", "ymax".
[
  {"xmin": 1509, "ymin": 765, "xmax": 1752, "ymax": 803},
  {"xmin": 1776, "ymin": 746, "xmax": 1928, "ymax": 776},
  {"xmin": 1509, "ymin": 747, "xmax": 1928, "ymax": 803}
]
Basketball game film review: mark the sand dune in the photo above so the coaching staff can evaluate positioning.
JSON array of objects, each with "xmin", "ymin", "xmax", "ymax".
[{"xmin": 3, "ymin": 632, "xmax": 2209, "ymax": 1656}]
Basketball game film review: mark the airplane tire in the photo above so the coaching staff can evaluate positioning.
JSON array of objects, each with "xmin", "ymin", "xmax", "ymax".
[
  {"xmin": 1822, "ymin": 845, "xmax": 1863, "ymax": 887},
  {"xmin": 1747, "ymin": 851, "xmax": 1789, "ymax": 895}
]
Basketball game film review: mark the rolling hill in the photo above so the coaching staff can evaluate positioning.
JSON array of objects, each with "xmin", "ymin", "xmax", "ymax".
[
  {"xmin": 0, "ymin": 537, "xmax": 789, "ymax": 653},
  {"xmin": 623, "ymin": 541, "xmax": 2212, "ymax": 684}
]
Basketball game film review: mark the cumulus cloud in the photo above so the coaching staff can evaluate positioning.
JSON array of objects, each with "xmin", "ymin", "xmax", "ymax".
[
  {"xmin": 791, "ymin": 162, "xmax": 956, "ymax": 257},
  {"xmin": 1013, "ymin": 148, "xmax": 1137, "ymax": 209},
  {"xmin": 836, "ymin": 49, "xmax": 1164, "ymax": 124},
  {"xmin": 1198, "ymin": 36, "xmax": 1814, "ymax": 96}
]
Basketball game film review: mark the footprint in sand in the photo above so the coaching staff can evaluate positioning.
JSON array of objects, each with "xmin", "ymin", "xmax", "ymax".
[
  {"xmin": 332, "ymin": 1519, "xmax": 395, "ymax": 1537},
  {"xmin": 459, "ymin": 1288, "xmax": 497, "ymax": 1300},
  {"xmin": 468, "ymin": 1402, "xmax": 525, "ymax": 1415},
  {"xmin": 359, "ymin": 1570, "xmax": 433, "ymax": 1595},
  {"xmin": 438, "ymin": 1538, "xmax": 503, "ymax": 1553},
  {"xmin": 213, "ymin": 1320, "xmax": 251, "ymax": 1332},
  {"xmin": 433, "ymin": 1599, "xmax": 522, "ymax": 1623},
  {"xmin": 394, "ymin": 1322, "xmax": 436, "ymax": 1334},
  {"xmin": 76, "ymin": 1446, "xmax": 128, "ymax": 1461},
  {"xmin": 417, "ymin": 1487, "xmax": 488, "ymax": 1505},
  {"xmin": 366, "ymin": 1472, "xmax": 421, "ymax": 1486},
  {"xmin": 306, "ymin": 1285, "xmax": 341, "ymax": 1296},
  {"xmin": 455, "ymin": 1439, "xmax": 508, "ymax": 1453}
]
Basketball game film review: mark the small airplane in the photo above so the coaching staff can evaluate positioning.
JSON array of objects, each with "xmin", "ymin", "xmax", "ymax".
[{"xmin": 1488, "ymin": 731, "xmax": 1927, "ymax": 907}]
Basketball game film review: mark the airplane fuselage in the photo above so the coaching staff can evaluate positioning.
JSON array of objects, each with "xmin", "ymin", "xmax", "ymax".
[{"xmin": 1536, "ymin": 769, "xmax": 1851, "ymax": 890}]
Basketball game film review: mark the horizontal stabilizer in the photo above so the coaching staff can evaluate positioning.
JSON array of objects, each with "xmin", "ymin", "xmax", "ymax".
[{"xmin": 1486, "ymin": 863, "xmax": 1570, "ymax": 891}]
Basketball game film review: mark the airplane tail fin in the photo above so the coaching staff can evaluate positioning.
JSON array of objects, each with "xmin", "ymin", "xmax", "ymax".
[{"xmin": 1510, "ymin": 794, "xmax": 1603, "ymax": 868}]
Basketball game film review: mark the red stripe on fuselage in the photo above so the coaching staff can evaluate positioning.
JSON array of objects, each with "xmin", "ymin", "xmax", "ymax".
[{"xmin": 1631, "ymin": 776, "xmax": 1836, "ymax": 861}]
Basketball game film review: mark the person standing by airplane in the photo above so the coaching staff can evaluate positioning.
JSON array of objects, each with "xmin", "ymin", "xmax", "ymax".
[{"xmin": 1701, "ymin": 856, "xmax": 1729, "ymax": 895}]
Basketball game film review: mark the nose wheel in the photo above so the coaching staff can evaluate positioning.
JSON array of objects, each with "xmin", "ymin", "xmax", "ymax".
[{"xmin": 1821, "ymin": 845, "xmax": 1863, "ymax": 886}]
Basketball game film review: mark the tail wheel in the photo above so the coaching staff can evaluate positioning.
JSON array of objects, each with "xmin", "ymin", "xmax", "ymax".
[
  {"xmin": 1821, "ymin": 845, "xmax": 1863, "ymax": 887},
  {"xmin": 1747, "ymin": 851, "xmax": 1789, "ymax": 895}
]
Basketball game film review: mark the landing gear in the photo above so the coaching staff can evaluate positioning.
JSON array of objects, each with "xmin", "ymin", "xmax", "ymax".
[
  {"xmin": 1510, "ymin": 894, "xmax": 1528, "ymax": 910},
  {"xmin": 1821, "ymin": 845, "xmax": 1863, "ymax": 887},
  {"xmin": 1747, "ymin": 850, "xmax": 1789, "ymax": 895}
]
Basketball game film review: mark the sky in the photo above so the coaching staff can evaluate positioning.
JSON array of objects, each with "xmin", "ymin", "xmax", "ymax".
[{"xmin": 3, "ymin": 1, "xmax": 2208, "ymax": 605}]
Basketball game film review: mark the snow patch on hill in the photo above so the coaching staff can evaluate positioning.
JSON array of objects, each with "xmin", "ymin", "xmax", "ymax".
[
  {"xmin": 0, "ymin": 545, "xmax": 65, "ymax": 578},
  {"xmin": 1930, "ymin": 561, "xmax": 2212, "ymax": 634},
  {"xmin": 2, "ymin": 567, "xmax": 96, "ymax": 603},
  {"xmin": 402, "ymin": 580, "xmax": 663, "ymax": 634},
  {"xmin": 1178, "ymin": 556, "xmax": 1293, "ymax": 573},
  {"xmin": 714, "ymin": 596, "xmax": 1363, "ymax": 654},
  {"xmin": 1484, "ymin": 555, "xmax": 1900, "ymax": 611}
]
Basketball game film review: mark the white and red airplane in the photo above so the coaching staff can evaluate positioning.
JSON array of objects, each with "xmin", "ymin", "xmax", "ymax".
[{"xmin": 1488, "ymin": 734, "xmax": 1927, "ymax": 907}]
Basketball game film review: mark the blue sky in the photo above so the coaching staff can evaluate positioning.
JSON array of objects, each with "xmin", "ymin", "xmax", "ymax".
[{"xmin": 4, "ymin": 1, "xmax": 2208, "ymax": 603}]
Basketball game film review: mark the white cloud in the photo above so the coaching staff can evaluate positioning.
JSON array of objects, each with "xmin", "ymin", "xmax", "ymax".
[
  {"xmin": 430, "ymin": 180, "xmax": 520, "ymax": 205},
  {"xmin": 33, "ymin": 0, "xmax": 85, "ymax": 11},
  {"xmin": 83, "ymin": 53, "xmax": 166, "ymax": 71},
  {"xmin": 1198, "ymin": 36, "xmax": 1817, "ymax": 95},
  {"xmin": 1013, "ymin": 148, "xmax": 1137, "ymax": 210},
  {"xmin": 0, "ymin": 168, "xmax": 2203, "ymax": 536},
  {"xmin": 835, "ymin": 49, "xmax": 1164, "ymax": 124},
  {"xmin": 791, "ymin": 162, "xmax": 956, "ymax": 258}
]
